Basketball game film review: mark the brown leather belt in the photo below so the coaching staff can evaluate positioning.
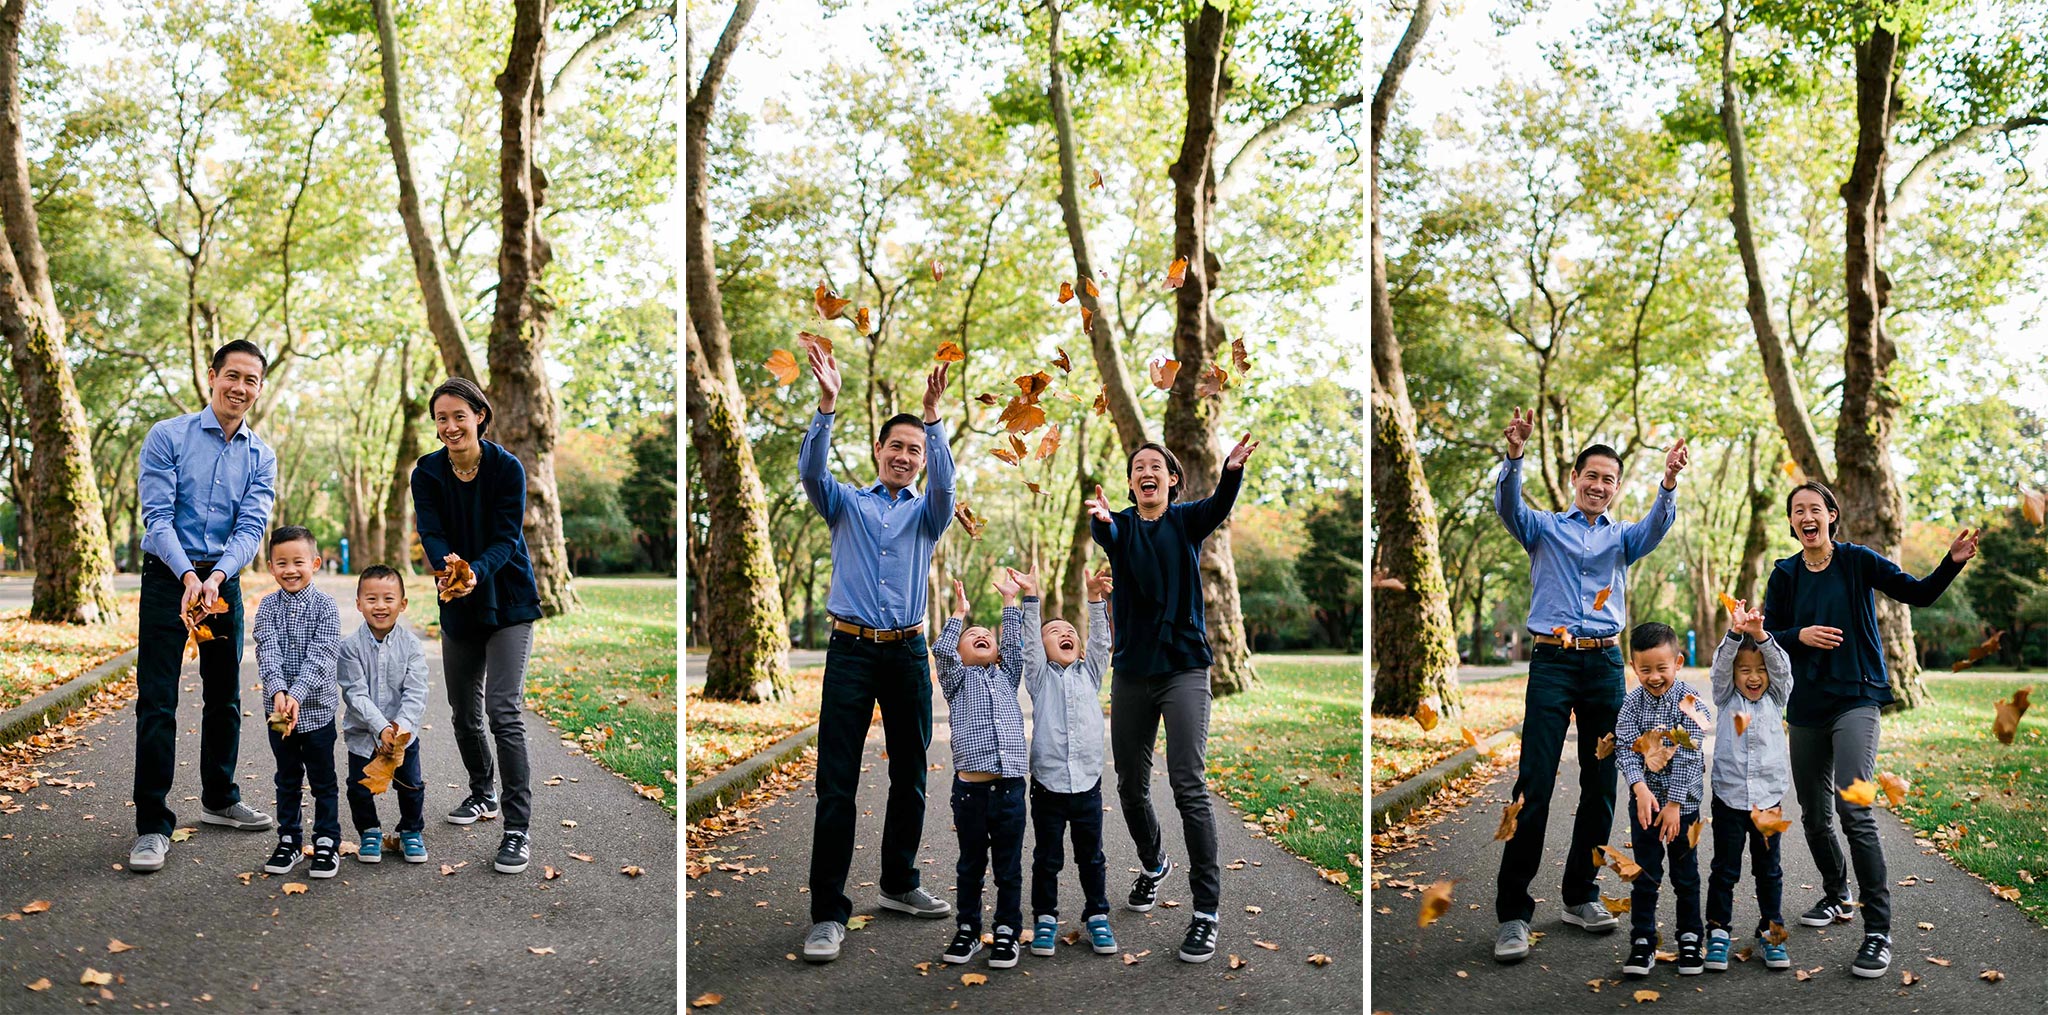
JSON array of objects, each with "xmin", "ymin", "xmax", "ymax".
[
  {"xmin": 1532, "ymin": 633, "xmax": 1619, "ymax": 650},
  {"xmin": 831, "ymin": 618, "xmax": 925, "ymax": 643}
]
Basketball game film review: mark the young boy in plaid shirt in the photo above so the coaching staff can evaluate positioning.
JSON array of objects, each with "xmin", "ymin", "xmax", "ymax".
[
  {"xmin": 254, "ymin": 526, "xmax": 344, "ymax": 880},
  {"xmin": 933, "ymin": 572, "xmax": 1029, "ymax": 970},
  {"xmin": 1616, "ymin": 622, "xmax": 1711, "ymax": 978}
]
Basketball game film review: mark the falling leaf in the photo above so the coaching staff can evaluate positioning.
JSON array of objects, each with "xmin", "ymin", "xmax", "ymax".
[
  {"xmin": 1230, "ymin": 337, "xmax": 1250, "ymax": 374},
  {"xmin": 1687, "ymin": 816, "xmax": 1705, "ymax": 850},
  {"xmin": 1081, "ymin": 305, "xmax": 1094, "ymax": 334},
  {"xmin": 1839, "ymin": 778, "xmax": 1878, "ymax": 807},
  {"xmin": 954, "ymin": 504, "xmax": 985, "ymax": 538},
  {"xmin": 961, "ymin": 973, "xmax": 988, "ymax": 986},
  {"xmin": 1417, "ymin": 880, "xmax": 1454, "ymax": 927},
  {"xmin": 1992, "ymin": 687, "xmax": 2031, "ymax": 744},
  {"xmin": 1594, "ymin": 845, "xmax": 1643, "ymax": 882},
  {"xmin": 691, "ymin": 993, "xmax": 723, "ymax": 1008},
  {"xmin": 1195, "ymin": 364, "xmax": 1228, "ymax": 398},
  {"xmin": 1671, "ymin": 725, "xmax": 1697, "ymax": 751},
  {"xmin": 846, "ymin": 915, "xmax": 870, "ymax": 931},
  {"xmin": 1165, "ymin": 255, "xmax": 1189, "ymax": 289},
  {"xmin": 105, "ymin": 940, "xmax": 134, "ymax": 954},
  {"xmin": 1718, "ymin": 591, "xmax": 1741, "ymax": 616},
  {"xmin": 79, "ymin": 969, "xmax": 112, "ymax": 987},
  {"xmin": 1089, "ymin": 167, "xmax": 1103, "ymax": 190},
  {"xmin": 1878, "ymin": 771, "xmax": 1909, "ymax": 807},
  {"xmin": 974, "ymin": 392, "xmax": 999, "ymax": 406},
  {"xmin": 2023, "ymin": 490, "xmax": 2046, "ymax": 527},
  {"xmin": 1633, "ymin": 990, "xmax": 1659, "ymax": 1004},
  {"xmin": 929, "ymin": 259, "xmax": 944, "ymax": 282},
  {"xmin": 1024, "ymin": 481, "xmax": 1048, "ymax": 497},
  {"xmin": 621, "ymin": 866, "xmax": 645, "ymax": 877},
  {"xmin": 855, "ymin": 307, "xmax": 873, "ymax": 334},
  {"xmin": 1734, "ymin": 713, "xmax": 1750, "ymax": 737},
  {"xmin": 1495, "ymin": 794, "xmax": 1525, "ymax": 841},
  {"xmin": 20, "ymin": 900, "xmax": 50, "ymax": 914},
  {"xmin": 1751, "ymin": 806, "xmax": 1790, "ymax": 839},
  {"xmin": 1052, "ymin": 347, "xmax": 1072, "ymax": 373},
  {"xmin": 1092, "ymin": 386, "xmax": 1108, "ymax": 416},
  {"xmin": 1902, "ymin": 969, "xmax": 1921, "ymax": 985},
  {"xmin": 1633, "ymin": 730, "xmax": 1676, "ymax": 773},
  {"xmin": 934, "ymin": 341, "xmax": 965, "ymax": 364},
  {"xmin": 1083, "ymin": 275, "xmax": 1100, "ymax": 298},
  {"xmin": 990, "ymin": 443, "xmax": 1023, "ymax": 466},
  {"xmin": 1593, "ymin": 586, "xmax": 1612, "ymax": 611},
  {"xmin": 1461, "ymin": 727, "xmax": 1480, "ymax": 750},
  {"xmin": 1145, "ymin": 355, "xmax": 1181, "ymax": 391},
  {"xmin": 1600, "ymin": 895, "xmax": 1631, "ymax": 915},
  {"xmin": 814, "ymin": 284, "xmax": 852, "ymax": 321},
  {"xmin": 1036, "ymin": 424, "xmax": 1062, "ymax": 461},
  {"xmin": 1954, "ymin": 631, "xmax": 2005, "ymax": 673},
  {"xmin": 1015, "ymin": 371, "xmax": 1053, "ymax": 402},
  {"xmin": 280, "ymin": 883, "xmax": 308, "ymax": 895},
  {"xmin": 1594, "ymin": 732, "xmax": 1616, "ymax": 760},
  {"xmin": 527, "ymin": 946, "xmax": 555, "ymax": 956},
  {"xmin": 1678, "ymin": 693, "xmax": 1710, "ymax": 733},
  {"xmin": 1412, "ymin": 696, "xmax": 1440, "ymax": 733},
  {"xmin": 1058, "ymin": 280, "xmax": 1075, "ymax": 304},
  {"xmin": 1307, "ymin": 953, "xmax": 1332, "ymax": 966},
  {"xmin": 997, "ymin": 398, "xmax": 1047, "ymax": 434},
  {"xmin": 796, "ymin": 331, "xmax": 833, "ymax": 357},
  {"xmin": 1781, "ymin": 460, "xmax": 1806, "ymax": 484}
]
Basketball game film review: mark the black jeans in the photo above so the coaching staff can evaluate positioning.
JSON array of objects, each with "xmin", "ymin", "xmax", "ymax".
[
  {"xmin": 1110, "ymin": 667, "xmax": 1219, "ymax": 913},
  {"xmin": 953, "ymin": 776, "xmax": 1026, "ymax": 934},
  {"xmin": 133, "ymin": 556, "xmax": 245, "ymax": 836},
  {"xmin": 1628, "ymin": 807, "xmax": 1703, "ymax": 942},
  {"xmin": 270, "ymin": 720, "xmax": 341, "ymax": 846},
  {"xmin": 346, "ymin": 739, "xmax": 425, "ymax": 834},
  {"xmin": 807, "ymin": 631, "xmax": 933, "ymax": 925},
  {"xmin": 1030, "ymin": 779, "xmax": 1109, "ymax": 921},
  {"xmin": 442, "ymin": 622, "xmax": 533, "ymax": 831},
  {"xmin": 1494, "ymin": 642, "xmax": 1623, "ymax": 923},
  {"xmin": 1788, "ymin": 705, "xmax": 1890, "ymax": 933},
  {"xmin": 1706, "ymin": 796, "xmax": 1783, "ymax": 935}
]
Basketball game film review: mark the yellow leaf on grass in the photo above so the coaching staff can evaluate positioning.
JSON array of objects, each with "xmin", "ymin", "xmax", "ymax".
[
  {"xmin": 1991, "ymin": 884, "xmax": 2021, "ymax": 903},
  {"xmin": 1495, "ymin": 795, "xmax": 1525, "ymax": 842},
  {"xmin": 691, "ymin": 992, "xmax": 723, "ymax": 1008},
  {"xmin": 1878, "ymin": 771, "xmax": 1909, "ymax": 807},
  {"xmin": 1839, "ymin": 778, "xmax": 1878, "ymax": 807},
  {"xmin": 1417, "ymin": 880, "xmax": 1454, "ymax": 927}
]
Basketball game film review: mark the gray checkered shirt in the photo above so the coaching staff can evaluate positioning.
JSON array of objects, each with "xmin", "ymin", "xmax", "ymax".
[{"xmin": 254, "ymin": 584, "xmax": 343, "ymax": 732}]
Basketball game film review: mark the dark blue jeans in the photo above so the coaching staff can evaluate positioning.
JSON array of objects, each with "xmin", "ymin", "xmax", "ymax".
[
  {"xmin": 1494, "ymin": 642, "xmax": 1623, "ymax": 923},
  {"xmin": 1629, "ymin": 806, "xmax": 1703, "ymax": 942},
  {"xmin": 954, "ymin": 776, "xmax": 1026, "ymax": 934},
  {"xmin": 1706, "ymin": 796, "xmax": 1783, "ymax": 935},
  {"xmin": 1030, "ymin": 779, "xmax": 1109, "ymax": 921},
  {"xmin": 346, "ymin": 739, "xmax": 425, "ymax": 835},
  {"xmin": 133, "ymin": 556, "xmax": 245, "ymax": 836},
  {"xmin": 807, "ymin": 631, "xmax": 933, "ymax": 925},
  {"xmin": 270, "ymin": 720, "xmax": 341, "ymax": 846}
]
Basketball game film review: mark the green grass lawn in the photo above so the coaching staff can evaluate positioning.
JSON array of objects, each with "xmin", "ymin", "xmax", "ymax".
[
  {"xmin": 685, "ymin": 667, "xmax": 824, "ymax": 785},
  {"xmin": 1206, "ymin": 657, "xmax": 1364, "ymax": 896},
  {"xmin": 1369, "ymin": 676, "xmax": 1528, "ymax": 795},
  {"xmin": 1879, "ymin": 674, "xmax": 2046, "ymax": 925},
  {"xmin": 0, "ymin": 593, "xmax": 142, "ymax": 712},
  {"xmin": 517, "ymin": 578, "xmax": 677, "ymax": 812}
]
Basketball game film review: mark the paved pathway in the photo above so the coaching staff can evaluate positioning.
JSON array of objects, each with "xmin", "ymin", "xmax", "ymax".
[
  {"xmin": 0, "ymin": 575, "xmax": 677, "ymax": 1012},
  {"xmin": 0, "ymin": 573, "xmax": 141, "ymax": 613},
  {"xmin": 685, "ymin": 681, "xmax": 1362, "ymax": 1012},
  {"xmin": 1369, "ymin": 726, "xmax": 2048, "ymax": 1012},
  {"xmin": 684, "ymin": 649, "xmax": 827, "ymax": 688}
]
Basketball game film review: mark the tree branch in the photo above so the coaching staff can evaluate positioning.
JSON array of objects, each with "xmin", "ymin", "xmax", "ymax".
[
  {"xmin": 1892, "ymin": 114, "xmax": 2048, "ymax": 207},
  {"xmin": 1218, "ymin": 91, "xmax": 1361, "ymax": 198}
]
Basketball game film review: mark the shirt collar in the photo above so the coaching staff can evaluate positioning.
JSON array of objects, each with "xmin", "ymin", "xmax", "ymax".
[
  {"xmin": 1563, "ymin": 506, "xmax": 1612, "ymax": 527},
  {"xmin": 199, "ymin": 404, "xmax": 253, "ymax": 444},
  {"xmin": 865, "ymin": 481, "xmax": 917, "ymax": 503}
]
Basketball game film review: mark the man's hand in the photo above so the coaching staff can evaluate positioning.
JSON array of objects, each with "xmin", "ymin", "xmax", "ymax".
[
  {"xmin": 952, "ymin": 579, "xmax": 970, "ymax": 619},
  {"xmin": 1084, "ymin": 565, "xmax": 1113, "ymax": 602},
  {"xmin": 992, "ymin": 569, "xmax": 1022, "ymax": 605},
  {"xmin": 922, "ymin": 362, "xmax": 950, "ymax": 423},
  {"xmin": 180, "ymin": 572, "xmax": 204, "ymax": 616},
  {"xmin": 1949, "ymin": 527, "xmax": 1981, "ymax": 564},
  {"xmin": 1657, "ymin": 802, "xmax": 1682, "ymax": 845},
  {"xmin": 1223, "ymin": 432, "xmax": 1261, "ymax": 470},
  {"xmin": 1083, "ymin": 483, "xmax": 1113, "ymax": 523},
  {"xmin": 199, "ymin": 571, "xmax": 225, "ymax": 611},
  {"xmin": 808, "ymin": 345, "xmax": 842, "ymax": 415},
  {"xmin": 1798, "ymin": 625, "xmax": 1844, "ymax": 650},
  {"xmin": 1504, "ymin": 406, "xmax": 1534, "ymax": 459},
  {"xmin": 1662, "ymin": 438, "xmax": 1689, "ymax": 489},
  {"xmin": 1010, "ymin": 567, "xmax": 1041, "ymax": 598},
  {"xmin": 1633, "ymin": 782, "xmax": 1656, "ymax": 829}
]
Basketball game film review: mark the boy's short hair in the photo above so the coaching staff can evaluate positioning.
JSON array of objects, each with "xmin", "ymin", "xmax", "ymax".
[
  {"xmin": 268, "ymin": 525, "xmax": 317, "ymax": 555},
  {"xmin": 1730, "ymin": 632, "xmax": 1764, "ymax": 653},
  {"xmin": 1574, "ymin": 443, "xmax": 1623, "ymax": 475},
  {"xmin": 357, "ymin": 564, "xmax": 405, "ymax": 592},
  {"xmin": 1629, "ymin": 622, "xmax": 1680, "ymax": 656}
]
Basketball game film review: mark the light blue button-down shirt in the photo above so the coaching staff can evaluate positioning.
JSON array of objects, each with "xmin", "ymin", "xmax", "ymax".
[
  {"xmin": 1021, "ymin": 597, "xmax": 1113, "ymax": 794},
  {"xmin": 1708, "ymin": 632, "xmax": 1794, "ymax": 811},
  {"xmin": 138, "ymin": 406, "xmax": 278, "ymax": 580},
  {"xmin": 799, "ymin": 411, "xmax": 955, "ymax": 629},
  {"xmin": 1494, "ymin": 455, "xmax": 1676, "ymax": 638}
]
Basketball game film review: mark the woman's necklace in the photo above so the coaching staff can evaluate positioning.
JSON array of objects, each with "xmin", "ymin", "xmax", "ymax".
[
  {"xmin": 451, "ymin": 452, "xmax": 480, "ymax": 480},
  {"xmin": 1802, "ymin": 543, "xmax": 1834, "ymax": 572}
]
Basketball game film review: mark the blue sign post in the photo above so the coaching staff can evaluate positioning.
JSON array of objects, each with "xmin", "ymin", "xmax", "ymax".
[
  {"xmin": 339, "ymin": 537, "xmax": 351, "ymax": 576},
  {"xmin": 1686, "ymin": 628, "xmax": 1697, "ymax": 667}
]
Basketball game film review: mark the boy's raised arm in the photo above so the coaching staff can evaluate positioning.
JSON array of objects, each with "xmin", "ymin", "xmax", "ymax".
[
  {"xmin": 1709, "ymin": 634, "xmax": 1740, "ymax": 706},
  {"xmin": 998, "ymin": 603, "xmax": 1025, "ymax": 688},
  {"xmin": 1083, "ymin": 598, "xmax": 1112, "ymax": 689},
  {"xmin": 1019, "ymin": 596, "xmax": 1047, "ymax": 700},
  {"xmin": 1760, "ymin": 635, "xmax": 1793, "ymax": 707},
  {"xmin": 933, "ymin": 616, "xmax": 966, "ymax": 698}
]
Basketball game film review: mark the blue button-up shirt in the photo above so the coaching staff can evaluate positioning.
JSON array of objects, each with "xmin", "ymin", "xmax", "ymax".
[
  {"xmin": 1495, "ymin": 455, "xmax": 1675, "ymax": 638},
  {"xmin": 254, "ymin": 584, "xmax": 344, "ymax": 733},
  {"xmin": 138, "ymin": 406, "xmax": 277, "ymax": 580},
  {"xmin": 935, "ymin": 607, "xmax": 1029, "ymax": 778},
  {"xmin": 1708, "ymin": 632, "xmax": 1794, "ymax": 811},
  {"xmin": 1021, "ymin": 597, "xmax": 1112, "ymax": 794},
  {"xmin": 799, "ymin": 411, "xmax": 955, "ymax": 629},
  {"xmin": 1616, "ymin": 678, "xmax": 1710, "ymax": 812}
]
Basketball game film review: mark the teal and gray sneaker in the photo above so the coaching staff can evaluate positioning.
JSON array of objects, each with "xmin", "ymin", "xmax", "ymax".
[
  {"xmin": 1031, "ymin": 916, "xmax": 1059, "ymax": 957},
  {"xmin": 1704, "ymin": 928, "xmax": 1731, "ymax": 971},
  {"xmin": 398, "ymin": 830, "xmax": 428, "ymax": 863},
  {"xmin": 357, "ymin": 828, "xmax": 383, "ymax": 864},
  {"xmin": 1759, "ymin": 933, "xmax": 1791, "ymax": 970},
  {"xmin": 1086, "ymin": 914, "xmax": 1117, "ymax": 954}
]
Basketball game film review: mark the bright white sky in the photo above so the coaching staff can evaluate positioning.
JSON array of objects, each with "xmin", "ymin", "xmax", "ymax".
[{"xmin": 1389, "ymin": 0, "xmax": 2048, "ymax": 416}]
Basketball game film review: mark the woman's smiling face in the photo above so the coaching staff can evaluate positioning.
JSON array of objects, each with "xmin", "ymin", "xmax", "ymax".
[
  {"xmin": 1129, "ymin": 448, "xmax": 1178, "ymax": 511},
  {"xmin": 1789, "ymin": 488, "xmax": 1835, "ymax": 550},
  {"xmin": 433, "ymin": 393, "xmax": 483, "ymax": 454}
]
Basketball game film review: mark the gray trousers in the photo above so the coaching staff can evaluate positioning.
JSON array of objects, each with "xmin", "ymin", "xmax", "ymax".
[
  {"xmin": 1788, "ymin": 705, "xmax": 1889, "ymax": 933},
  {"xmin": 443, "ymin": 622, "xmax": 534, "ymax": 831},
  {"xmin": 1110, "ymin": 667, "xmax": 1219, "ymax": 913}
]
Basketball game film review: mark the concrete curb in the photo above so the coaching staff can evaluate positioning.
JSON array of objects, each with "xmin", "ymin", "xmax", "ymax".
[
  {"xmin": 0, "ymin": 647, "xmax": 138, "ymax": 746},
  {"xmin": 684, "ymin": 722, "xmax": 819, "ymax": 824},
  {"xmin": 1370, "ymin": 723, "xmax": 1522, "ymax": 832}
]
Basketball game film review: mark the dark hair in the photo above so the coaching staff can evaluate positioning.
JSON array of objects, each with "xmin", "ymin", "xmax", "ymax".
[
  {"xmin": 1629, "ymin": 622, "xmax": 1680, "ymax": 656},
  {"xmin": 874, "ymin": 412, "xmax": 927, "ymax": 448},
  {"xmin": 1731, "ymin": 633, "xmax": 1765, "ymax": 654},
  {"xmin": 428, "ymin": 377, "xmax": 492, "ymax": 436},
  {"xmin": 210, "ymin": 340, "xmax": 268, "ymax": 377},
  {"xmin": 357, "ymin": 564, "xmax": 405, "ymax": 592},
  {"xmin": 1126, "ymin": 441, "xmax": 1184, "ymax": 502},
  {"xmin": 268, "ymin": 525, "xmax": 317, "ymax": 554},
  {"xmin": 1785, "ymin": 480, "xmax": 1841, "ymax": 540},
  {"xmin": 1573, "ymin": 443, "xmax": 1623, "ymax": 475}
]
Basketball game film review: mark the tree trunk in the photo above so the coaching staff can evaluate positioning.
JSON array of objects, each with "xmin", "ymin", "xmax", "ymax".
[
  {"xmin": 1369, "ymin": 0, "xmax": 1458, "ymax": 717},
  {"xmin": 487, "ymin": 0, "xmax": 577, "ymax": 617},
  {"xmin": 373, "ymin": 0, "xmax": 477, "ymax": 381},
  {"xmin": 1467, "ymin": 572, "xmax": 1487, "ymax": 665},
  {"xmin": 382, "ymin": 350, "xmax": 427, "ymax": 574},
  {"xmin": 0, "ymin": 0, "xmax": 116, "ymax": 624},
  {"xmin": 685, "ymin": 0, "xmax": 789, "ymax": 702},
  {"xmin": 1733, "ymin": 445, "xmax": 1772, "ymax": 606},
  {"xmin": 1045, "ymin": 0, "xmax": 1146, "ymax": 458},
  {"xmin": 1057, "ymin": 413, "xmax": 1092, "ymax": 625}
]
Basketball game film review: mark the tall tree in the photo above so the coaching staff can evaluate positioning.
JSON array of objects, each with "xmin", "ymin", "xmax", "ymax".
[
  {"xmin": 488, "ymin": 0, "xmax": 577, "ymax": 615},
  {"xmin": 0, "ymin": 0, "xmax": 117, "ymax": 624},
  {"xmin": 1369, "ymin": 0, "xmax": 1458, "ymax": 716},
  {"xmin": 686, "ymin": 0, "xmax": 790, "ymax": 702}
]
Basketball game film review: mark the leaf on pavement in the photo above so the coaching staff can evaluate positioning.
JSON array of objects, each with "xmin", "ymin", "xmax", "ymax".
[
  {"xmin": 621, "ymin": 866, "xmax": 645, "ymax": 877},
  {"xmin": 20, "ymin": 900, "xmax": 50, "ymax": 914},
  {"xmin": 280, "ymin": 883, "xmax": 307, "ymax": 895},
  {"xmin": 961, "ymin": 973, "xmax": 988, "ymax": 986},
  {"xmin": 1991, "ymin": 884, "xmax": 2021, "ymax": 903},
  {"xmin": 1417, "ymin": 880, "xmax": 1454, "ymax": 928},
  {"xmin": 25, "ymin": 978, "xmax": 50, "ymax": 991},
  {"xmin": 1927, "ymin": 956, "xmax": 1953, "ymax": 966},
  {"xmin": 1254, "ymin": 939, "xmax": 1281, "ymax": 950},
  {"xmin": 1633, "ymin": 989, "xmax": 1658, "ymax": 1003},
  {"xmin": 1902, "ymin": 969, "xmax": 1921, "ymax": 985},
  {"xmin": 544, "ymin": 866, "xmax": 561, "ymax": 880},
  {"xmin": 527, "ymin": 946, "xmax": 555, "ymax": 956},
  {"xmin": 691, "ymin": 992, "xmax": 723, "ymax": 1008},
  {"xmin": 1981, "ymin": 969, "xmax": 2006, "ymax": 982},
  {"xmin": 169, "ymin": 827, "xmax": 196, "ymax": 843},
  {"xmin": 1307, "ymin": 953, "xmax": 1332, "ymax": 966},
  {"xmin": 79, "ymin": 969, "xmax": 112, "ymax": 987},
  {"xmin": 105, "ymin": 940, "xmax": 133, "ymax": 954},
  {"xmin": 569, "ymin": 852, "xmax": 595, "ymax": 862}
]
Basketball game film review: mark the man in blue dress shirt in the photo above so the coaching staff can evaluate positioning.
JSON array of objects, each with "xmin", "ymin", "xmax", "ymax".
[
  {"xmin": 796, "ymin": 342, "xmax": 958, "ymax": 963},
  {"xmin": 1490, "ymin": 407, "xmax": 1688, "ymax": 962},
  {"xmin": 127, "ymin": 340, "xmax": 280, "ymax": 874}
]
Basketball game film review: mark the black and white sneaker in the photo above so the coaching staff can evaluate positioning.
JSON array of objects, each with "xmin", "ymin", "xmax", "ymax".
[
  {"xmin": 446, "ymin": 793, "xmax": 500, "ymax": 825},
  {"xmin": 1797, "ymin": 894, "xmax": 1852, "ymax": 927},
  {"xmin": 1676, "ymin": 932, "xmax": 1704, "ymax": 975},
  {"xmin": 1178, "ymin": 914, "xmax": 1219, "ymax": 963},
  {"xmin": 1623, "ymin": 936, "xmax": 1657, "ymax": 978},
  {"xmin": 1126, "ymin": 856, "xmax": 1175, "ymax": 912},
  {"xmin": 309, "ymin": 838, "xmax": 339, "ymax": 879},
  {"xmin": 1851, "ymin": 933, "xmax": 1891, "ymax": 978},
  {"xmin": 494, "ymin": 830, "xmax": 530, "ymax": 874},
  {"xmin": 942, "ymin": 924, "xmax": 983, "ymax": 964},
  {"xmin": 988, "ymin": 926, "xmax": 1019, "ymax": 968},
  {"xmin": 263, "ymin": 839, "xmax": 303, "ymax": 875}
]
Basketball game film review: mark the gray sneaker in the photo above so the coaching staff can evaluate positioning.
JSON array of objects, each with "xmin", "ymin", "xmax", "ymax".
[
  {"xmin": 128, "ymin": 834, "xmax": 170, "ymax": 873},
  {"xmin": 200, "ymin": 802, "xmax": 274, "ymax": 830},
  {"xmin": 1561, "ymin": 901, "xmax": 1619, "ymax": 933},
  {"xmin": 803, "ymin": 921, "xmax": 846, "ymax": 963},
  {"xmin": 1494, "ymin": 919, "xmax": 1531, "ymax": 963},
  {"xmin": 878, "ymin": 886, "xmax": 953, "ymax": 918}
]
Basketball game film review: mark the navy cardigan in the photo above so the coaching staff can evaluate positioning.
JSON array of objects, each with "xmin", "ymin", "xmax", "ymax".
[
  {"xmin": 1089, "ymin": 464, "xmax": 1242, "ymax": 681},
  {"xmin": 1763, "ymin": 541, "xmax": 1962, "ymax": 725},
  {"xmin": 411, "ymin": 440, "xmax": 543, "ymax": 639}
]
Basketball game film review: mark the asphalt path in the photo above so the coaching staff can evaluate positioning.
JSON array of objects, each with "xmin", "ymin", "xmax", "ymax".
[{"xmin": 0, "ymin": 574, "xmax": 677, "ymax": 1012}]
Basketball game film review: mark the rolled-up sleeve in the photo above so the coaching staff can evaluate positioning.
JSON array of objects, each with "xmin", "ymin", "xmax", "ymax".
[{"xmin": 138, "ymin": 422, "xmax": 193, "ymax": 579}]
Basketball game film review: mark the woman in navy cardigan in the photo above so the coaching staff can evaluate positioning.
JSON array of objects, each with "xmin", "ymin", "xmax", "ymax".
[
  {"xmin": 411, "ymin": 377, "xmax": 544, "ymax": 876},
  {"xmin": 1762, "ymin": 480, "xmax": 1978, "ymax": 979},
  {"xmin": 1084, "ymin": 432, "xmax": 1259, "ymax": 965}
]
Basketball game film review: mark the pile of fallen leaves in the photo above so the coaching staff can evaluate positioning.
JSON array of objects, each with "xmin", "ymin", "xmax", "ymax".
[
  {"xmin": 0, "ymin": 676, "xmax": 138, "ymax": 798},
  {"xmin": 685, "ymin": 746, "xmax": 817, "ymax": 875},
  {"xmin": 0, "ymin": 596, "xmax": 141, "ymax": 711}
]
